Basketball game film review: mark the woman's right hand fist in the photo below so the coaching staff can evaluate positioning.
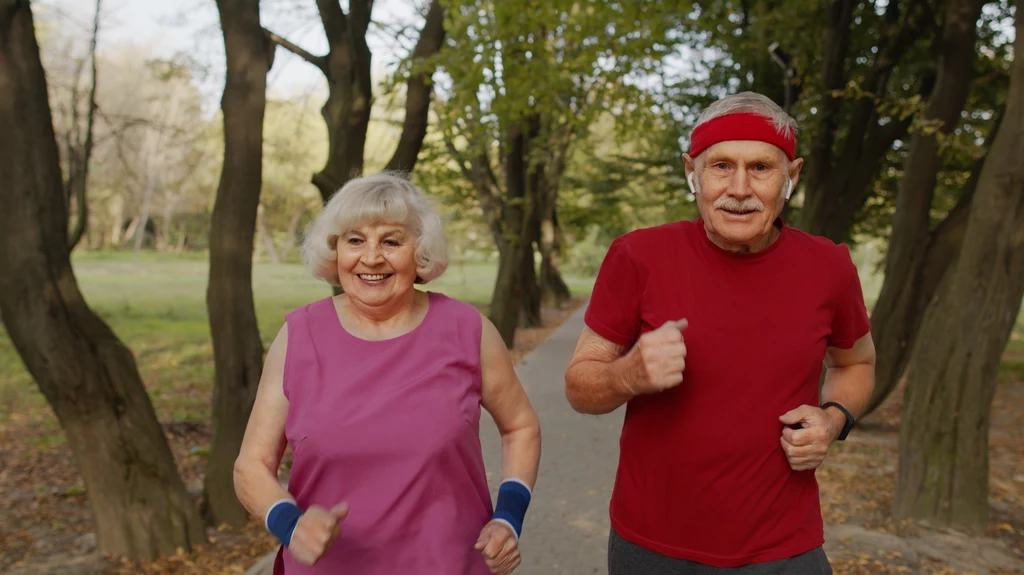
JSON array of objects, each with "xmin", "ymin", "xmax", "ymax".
[{"xmin": 288, "ymin": 503, "xmax": 349, "ymax": 566}]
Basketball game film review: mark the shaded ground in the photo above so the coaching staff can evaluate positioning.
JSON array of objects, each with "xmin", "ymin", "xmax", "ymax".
[
  {"xmin": 1, "ymin": 298, "xmax": 1022, "ymax": 574},
  {"xmin": 819, "ymin": 377, "xmax": 1023, "ymax": 575}
]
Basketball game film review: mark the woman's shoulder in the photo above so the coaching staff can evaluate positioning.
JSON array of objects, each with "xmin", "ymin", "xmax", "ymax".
[
  {"xmin": 425, "ymin": 291, "xmax": 485, "ymax": 334},
  {"xmin": 285, "ymin": 297, "xmax": 335, "ymax": 324},
  {"xmin": 427, "ymin": 291, "xmax": 482, "ymax": 318}
]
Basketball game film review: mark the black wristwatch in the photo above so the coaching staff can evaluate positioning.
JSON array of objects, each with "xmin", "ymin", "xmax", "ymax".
[{"xmin": 820, "ymin": 402, "xmax": 855, "ymax": 441}]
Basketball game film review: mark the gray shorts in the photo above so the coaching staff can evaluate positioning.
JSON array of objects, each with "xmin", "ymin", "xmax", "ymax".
[{"xmin": 608, "ymin": 528, "xmax": 833, "ymax": 575}]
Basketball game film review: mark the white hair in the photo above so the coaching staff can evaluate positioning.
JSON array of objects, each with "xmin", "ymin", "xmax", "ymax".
[
  {"xmin": 694, "ymin": 91, "xmax": 798, "ymax": 135},
  {"xmin": 689, "ymin": 92, "xmax": 797, "ymax": 193},
  {"xmin": 301, "ymin": 172, "xmax": 449, "ymax": 286}
]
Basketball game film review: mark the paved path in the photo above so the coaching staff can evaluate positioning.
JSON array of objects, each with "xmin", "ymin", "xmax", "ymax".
[{"xmin": 479, "ymin": 302, "xmax": 622, "ymax": 575}]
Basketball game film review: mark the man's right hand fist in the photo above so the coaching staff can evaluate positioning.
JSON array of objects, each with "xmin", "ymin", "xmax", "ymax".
[{"xmin": 628, "ymin": 319, "xmax": 688, "ymax": 395}]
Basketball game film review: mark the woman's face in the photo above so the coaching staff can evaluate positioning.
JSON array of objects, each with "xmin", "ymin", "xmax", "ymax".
[{"xmin": 336, "ymin": 221, "xmax": 418, "ymax": 308}]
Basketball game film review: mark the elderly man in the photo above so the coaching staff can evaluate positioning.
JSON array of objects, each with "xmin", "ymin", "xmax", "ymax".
[{"xmin": 564, "ymin": 91, "xmax": 875, "ymax": 574}]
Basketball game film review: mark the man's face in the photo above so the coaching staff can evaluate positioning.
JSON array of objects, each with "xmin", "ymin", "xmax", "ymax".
[{"xmin": 683, "ymin": 140, "xmax": 803, "ymax": 250}]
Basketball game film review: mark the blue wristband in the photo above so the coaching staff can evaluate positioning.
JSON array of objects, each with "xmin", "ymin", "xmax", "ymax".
[
  {"xmin": 492, "ymin": 479, "xmax": 531, "ymax": 538},
  {"xmin": 266, "ymin": 500, "xmax": 303, "ymax": 547}
]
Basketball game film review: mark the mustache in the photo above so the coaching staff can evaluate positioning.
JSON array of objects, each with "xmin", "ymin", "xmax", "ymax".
[{"xmin": 713, "ymin": 196, "xmax": 765, "ymax": 212}]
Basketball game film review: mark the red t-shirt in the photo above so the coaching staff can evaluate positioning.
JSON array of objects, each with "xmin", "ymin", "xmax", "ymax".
[{"xmin": 585, "ymin": 218, "xmax": 870, "ymax": 567}]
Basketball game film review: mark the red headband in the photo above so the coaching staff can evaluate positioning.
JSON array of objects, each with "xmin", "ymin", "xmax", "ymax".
[{"xmin": 689, "ymin": 113, "xmax": 797, "ymax": 161}]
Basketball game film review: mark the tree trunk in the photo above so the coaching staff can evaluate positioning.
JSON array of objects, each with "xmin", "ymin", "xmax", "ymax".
[
  {"xmin": 133, "ymin": 174, "xmax": 156, "ymax": 255},
  {"xmin": 176, "ymin": 222, "xmax": 187, "ymax": 252},
  {"xmin": 801, "ymin": 115, "xmax": 914, "ymax": 243},
  {"xmin": 310, "ymin": 0, "xmax": 373, "ymax": 202},
  {"xmin": 111, "ymin": 197, "xmax": 125, "ymax": 245},
  {"xmin": 282, "ymin": 205, "xmax": 305, "ymax": 259},
  {"xmin": 517, "ymin": 226, "xmax": 541, "ymax": 328},
  {"xmin": 740, "ymin": 0, "xmax": 788, "ymax": 109},
  {"xmin": 266, "ymin": 1, "xmax": 443, "ymax": 201},
  {"xmin": 539, "ymin": 204, "xmax": 571, "ymax": 307},
  {"xmin": 68, "ymin": 0, "xmax": 101, "ymax": 251},
  {"xmin": 122, "ymin": 215, "xmax": 139, "ymax": 248},
  {"xmin": 489, "ymin": 123, "xmax": 528, "ymax": 348},
  {"xmin": 517, "ymin": 116, "xmax": 542, "ymax": 328},
  {"xmin": 799, "ymin": 0, "xmax": 933, "ymax": 243},
  {"xmin": 256, "ymin": 204, "xmax": 281, "ymax": 264},
  {"xmin": 0, "ymin": 0, "xmax": 205, "ymax": 559},
  {"xmin": 159, "ymin": 200, "xmax": 178, "ymax": 252},
  {"xmin": 864, "ymin": 197, "xmax": 971, "ymax": 416},
  {"xmin": 537, "ymin": 122, "xmax": 572, "ymax": 308},
  {"xmin": 864, "ymin": 0, "xmax": 987, "ymax": 416},
  {"xmin": 204, "ymin": 0, "xmax": 271, "ymax": 529},
  {"xmin": 383, "ymin": 0, "xmax": 444, "ymax": 174},
  {"xmin": 893, "ymin": 14, "xmax": 1024, "ymax": 531}
]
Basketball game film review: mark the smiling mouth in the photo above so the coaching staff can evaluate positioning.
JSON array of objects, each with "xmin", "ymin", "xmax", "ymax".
[
  {"xmin": 358, "ymin": 274, "xmax": 391, "ymax": 281},
  {"xmin": 721, "ymin": 208, "xmax": 758, "ymax": 215}
]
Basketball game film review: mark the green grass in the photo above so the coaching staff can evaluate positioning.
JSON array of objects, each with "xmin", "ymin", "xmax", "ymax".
[
  {"xmin": 1, "ymin": 250, "xmax": 1022, "ymax": 430},
  {"xmin": 0, "ymin": 252, "xmax": 595, "ymax": 426}
]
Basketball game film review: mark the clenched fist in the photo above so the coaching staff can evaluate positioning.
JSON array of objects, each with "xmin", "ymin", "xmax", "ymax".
[
  {"xmin": 626, "ymin": 318, "xmax": 688, "ymax": 395},
  {"xmin": 475, "ymin": 521, "xmax": 521, "ymax": 574},
  {"xmin": 288, "ymin": 503, "xmax": 348, "ymax": 566},
  {"xmin": 779, "ymin": 406, "xmax": 840, "ymax": 471}
]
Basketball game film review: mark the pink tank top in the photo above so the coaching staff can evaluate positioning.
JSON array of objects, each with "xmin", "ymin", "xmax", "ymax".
[{"xmin": 279, "ymin": 292, "xmax": 493, "ymax": 574}]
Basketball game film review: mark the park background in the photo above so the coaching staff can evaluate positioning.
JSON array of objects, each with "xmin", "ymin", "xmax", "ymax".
[{"xmin": 0, "ymin": 0, "xmax": 1022, "ymax": 573}]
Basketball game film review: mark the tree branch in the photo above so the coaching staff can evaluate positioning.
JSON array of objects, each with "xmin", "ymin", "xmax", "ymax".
[
  {"xmin": 384, "ymin": 0, "xmax": 445, "ymax": 173},
  {"xmin": 316, "ymin": 0, "xmax": 349, "ymax": 52},
  {"xmin": 350, "ymin": 0, "xmax": 374, "ymax": 98},
  {"xmin": 810, "ymin": 0, "xmax": 856, "ymax": 173},
  {"xmin": 836, "ymin": 0, "xmax": 936, "ymax": 171},
  {"xmin": 350, "ymin": 0, "xmax": 373, "ymax": 38},
  {"xmin": 444, "ymin": 127, "xmax": 504, "ymax": 242},
  {"xmin": 263, "ymin": 29, "xmax": 327, "ymax": 74},
  {"xmin": 443, "ymin": 135, "xmax": 480, "ymax": 191}
]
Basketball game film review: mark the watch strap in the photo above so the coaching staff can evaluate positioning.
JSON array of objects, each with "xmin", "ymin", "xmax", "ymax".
[{"xmin": 820, "ymin": 401, "xmax": 855, "ymax": 440}]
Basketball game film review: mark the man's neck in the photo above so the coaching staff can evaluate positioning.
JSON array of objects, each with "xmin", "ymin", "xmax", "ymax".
[{"xmin": 706, "ymin": 226, "xmax": 780, "ymax": 254}]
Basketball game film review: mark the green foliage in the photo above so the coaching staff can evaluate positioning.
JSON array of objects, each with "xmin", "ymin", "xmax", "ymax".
[
  {"xmin": 656, "ymin": 0, "xmax": 1014, "ymax": 249},
  {"xmin": 259, "ymin": 93, "xmax": 331, "ymax": 261},
  {"xmin": 564, "ymin": 224, "xmax": 613, "ymax": 276},
  {"xmin": 559, "ymin": 111, "xmax": 698, "ymax": 242},
  {"xmin": 852, "ymin": 0, "xmax": 1014, "ymax": 242},
  {"xmin": 423, "ymin": 0, "xmax": 694, "ymax": 262}
]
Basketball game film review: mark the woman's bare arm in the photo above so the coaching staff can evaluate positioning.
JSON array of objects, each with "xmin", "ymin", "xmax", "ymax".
[
  {"xmin": 233, "ymin": 324, "xmax": 293, "ymax": 521},
  {"xmin": 479, "ymin": 317, "xmax": 541, "ymax": 489}
]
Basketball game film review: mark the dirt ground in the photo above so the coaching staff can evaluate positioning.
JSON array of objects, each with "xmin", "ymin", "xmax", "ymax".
[
  {"xmin": 819, "ymin": 377, "xmax": 1023, "ymax": 575},
  {"xmin": 1, "ymin": 297, "xmax": 1021, "ymax": 574}
]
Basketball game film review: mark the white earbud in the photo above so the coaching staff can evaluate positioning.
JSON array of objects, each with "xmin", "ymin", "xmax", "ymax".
[
  {"xmin": 687, "ymin": 172, "xmax": 698, "ymax": 196},
  {"xmin": 784, "ymin": 179, "xmax": 794, "ymax": 200}
]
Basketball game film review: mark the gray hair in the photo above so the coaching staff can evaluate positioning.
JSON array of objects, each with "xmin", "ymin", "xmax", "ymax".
[
  {"xmin": 301, "ymin": 172, "xmax": 449, "ymax": 285},
  {"xmin": 690, "ymin": 92, "xmax": 797, "ymax": 193},
  {"xmin": 694, "ymin": 91, "xmax": 798, "ymax": 136}
]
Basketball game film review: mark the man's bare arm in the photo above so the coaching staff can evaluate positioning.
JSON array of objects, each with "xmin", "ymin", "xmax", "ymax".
[
  {"xmin": 566, "ymin": 318, "xmax": 690, "ymax": 414},
  {"xmin": 821, "ymin": 332, "xmax": 876, "ymax": 438},
  {"xmin": 564, "ymin": 327, "xmax": 638, "ymax": 414}
]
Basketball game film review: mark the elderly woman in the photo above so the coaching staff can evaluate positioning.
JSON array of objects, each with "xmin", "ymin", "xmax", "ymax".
[{"xmin": 234, "ymin": 173, "xmax": 541, "ymax": 575}]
